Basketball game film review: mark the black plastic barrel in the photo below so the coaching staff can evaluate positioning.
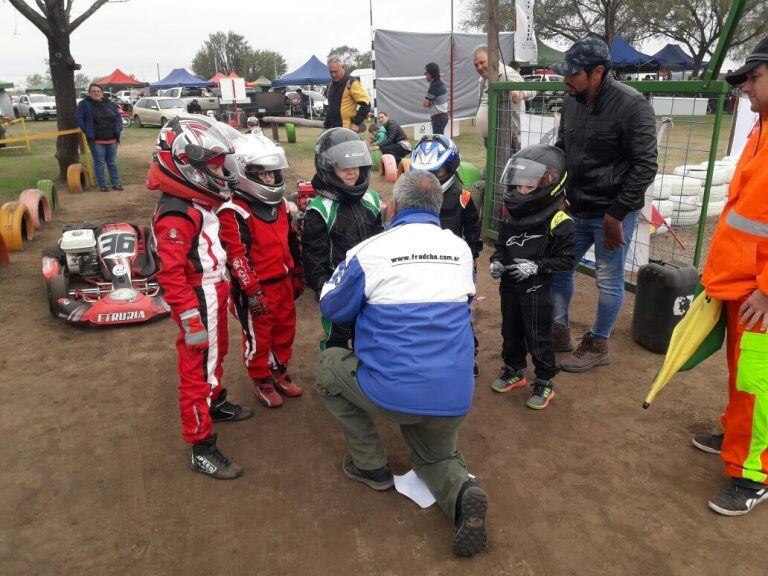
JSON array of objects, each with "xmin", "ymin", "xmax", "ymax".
[{"xmin": 632, "ymin": 260, "xmax": 699, "ymax": 354}]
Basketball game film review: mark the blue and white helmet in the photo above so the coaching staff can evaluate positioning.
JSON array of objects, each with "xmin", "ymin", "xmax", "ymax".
[{"xmin": 410, "ymin": 134, "xmax": 461, "ymax": 192}]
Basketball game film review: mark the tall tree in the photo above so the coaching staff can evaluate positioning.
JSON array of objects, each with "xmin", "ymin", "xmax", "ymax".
[
  {"xmin": 461, "ymin": 0, "xmax": 647, "ymax": 47},
  {"xmin": 191, "ymin": 31, "xmax": 254, "ymax": 79},
  {"xmin": 642, "ymin": 0, "xmax": 767, "ymax": 76},
  {"xmin": 247, "ymin": 50, "xmax": 287, "ymax": 80},
  {"xmin": 25, "ymin": 73, "xmax": 48, "ymax": 88},
  {"xmin": 327, "ymin": 45, "xmax": 361, "ymax": 67},
  {"xmin": 355, "ymin": 51, "xmax": 373, "ymax": 69},
  {"xmin": 74, "ymin": 73, "xmax": 91, "ymax": 91},
  {"xmin": 8, "ymin": 1, "xmax": 120, "ymax": 179}
]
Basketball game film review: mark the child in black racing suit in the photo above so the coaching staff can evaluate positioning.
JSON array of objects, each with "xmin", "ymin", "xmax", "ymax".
[{"xmin": 489, "ymin": 144, "xmax": 574, "ymax": 410}]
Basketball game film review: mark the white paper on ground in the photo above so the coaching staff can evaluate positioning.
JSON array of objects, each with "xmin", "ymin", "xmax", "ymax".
[{"xmin": 393, "ymin": 470, "xmax": 436, "ymax": 508}]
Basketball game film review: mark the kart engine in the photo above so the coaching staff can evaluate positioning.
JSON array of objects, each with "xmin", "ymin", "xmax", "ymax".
[{"xmin": 60, "ymin": 229, "xmax": 101, "ymax": 277}]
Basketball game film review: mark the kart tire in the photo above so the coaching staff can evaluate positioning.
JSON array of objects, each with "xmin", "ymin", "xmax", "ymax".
[
  {"xmin": 36, "ymin": 179, "xmax": 58, "ymax": 211},
  {"xmin": 668, "ymin": 195, "xmax": 701, "ymax": 212},
  {"xmin": 381, "ymin": 154, "xmax": 398, "ymax": 183},
  {"xmin": 370, "ymin": 149, "xmax": 382, "ymax": 171},
  {"xmin": 0, "ymin": 201, "xmax": 35, "ymax": 251},
  {"xmin": 0, "ymin": 233, "xmax": 9, "ymax": 267},
  {"xmin": 46, "ymin": 274, "xmax": 68, "ymax": 316},
  {"xmin": 67, "ymin": 163, "xmax": 87, "ymax": 193},
  {"xmin": 398, "ymin": 157, "xmax": 411, "ymax": 175},
  {"xmin": 286, "ymin": 123, "xmax": 296, "ymax": 143},
  {"xmin": 42, "ymin": 243, "xmax": 65, "ymax": 261},
  {"xmin": 457, "ymin": 161, "xmax": 482, "ymax": 189},
  {"xmin": 18, "ymin": 189, "xmax": 52, "ymax": 229}
]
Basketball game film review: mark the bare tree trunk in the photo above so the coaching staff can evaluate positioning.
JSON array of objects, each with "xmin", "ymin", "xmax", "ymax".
[{"xmin": 48, "ymin": 30, "xmax": 80, "ymax": 180}]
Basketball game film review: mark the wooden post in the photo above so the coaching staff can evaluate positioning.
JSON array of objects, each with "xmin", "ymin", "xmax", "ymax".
[
  {"xmin": 271, "ymin": 121, "xmax": 280, "ymax": 142},
  {"xmin": 487, "ymin": 0, "xmax": 499, "ymax": 85}
]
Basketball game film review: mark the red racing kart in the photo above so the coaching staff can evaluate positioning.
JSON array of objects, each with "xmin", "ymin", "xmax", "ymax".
[{"xmin": 42, "ymin": 221, "xmax": 169, "ymax": 326}]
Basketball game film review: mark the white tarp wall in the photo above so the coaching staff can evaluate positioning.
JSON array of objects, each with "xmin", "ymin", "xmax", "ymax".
[{"xmin": 374, "ymin": 30, "xmax": 522, "ymax": 126}]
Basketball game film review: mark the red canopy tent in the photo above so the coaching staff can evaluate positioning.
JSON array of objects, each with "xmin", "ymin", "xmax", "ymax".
[
  {"xmin": 95, "ymin": 68, "xmax": 148, "ymax": 89},
  {"xmin": 210, "ymin": 71, "xmax": 242, "ymax": 83}
]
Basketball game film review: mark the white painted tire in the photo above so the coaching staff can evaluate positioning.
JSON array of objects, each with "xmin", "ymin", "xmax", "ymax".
[
  {"xmin": 671, "ymin": 208, "xmax": 702, "ymax": 227},
  {"xmin": 668, "ymin": 195, "xmax": 701, "ymax": 212},
  {"xmin": 676, "ymin": 166, "xmax": 728, "ymax": 186},
  {"xmin": 652, "ymin": 200, "xmax": 674, "ymax": 218},
  {"xmin": 672, "ymin": 164, "xmax": 701, "ymax": 176},
  {"xmin": 721, "ymin": 155, "xmax": 740, "ymax": 165},
  {"xmin": 707, "ymin": 184, "xmax": 728, "ymax": 202},
  {"xmin": 706, "ymin": 200, "xmax": 725, "ymax": 217},
  {"xmin": 724, "ymin": 165, "xmax": 737, "ymax": 181},
  {"xmin": 653, "ymin": 174, "xmax": 701, "ymax": 198}
]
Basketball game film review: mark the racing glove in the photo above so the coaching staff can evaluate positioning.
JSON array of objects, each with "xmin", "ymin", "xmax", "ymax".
[
  {"xmin": 489, "ymin": 260, "xmax": 505, "ymax": 280},
  {"xmin": 180, "ymin": 309, "xmax": 208, "ymax": 352},
  {"xmin": 247, "ymin": 290, "xmax": 269, "ymax": 316},
  {"xmin": 508, "ymin": 258, "xmax": 538, "ymax": 282}
]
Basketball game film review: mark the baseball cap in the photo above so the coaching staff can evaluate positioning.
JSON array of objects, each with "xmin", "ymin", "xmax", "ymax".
[
  {"xmin": 552, "ymin": 37, "xmax": 611, "ymax": 76},
  {"xmin": 725, "ymin": 37, "xmax": 768, "ymax": 85}
]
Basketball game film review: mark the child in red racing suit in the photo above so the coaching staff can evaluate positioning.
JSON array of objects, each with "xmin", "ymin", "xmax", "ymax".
[
  {"xmin": 218, "ymin": 132, "xmax": 304, "ymax": 408},
  {"xmin": 150, "ymin": 115, "xmax": 252, "ymax": 480}
]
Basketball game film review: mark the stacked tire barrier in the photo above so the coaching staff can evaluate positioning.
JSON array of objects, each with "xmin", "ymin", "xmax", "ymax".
[
  {"xmin": 0, "ymin": 181, "xmax": 59, "ymax": 266},
  {"xmin": 650, "ymin": 156, "xmax": 739, "ymax": 231}
]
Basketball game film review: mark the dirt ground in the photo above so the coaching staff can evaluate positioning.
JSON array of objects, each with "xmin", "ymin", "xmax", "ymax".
[{"xmin": 1, "ymin": 132, "xmax": 765, "ymax": 576}]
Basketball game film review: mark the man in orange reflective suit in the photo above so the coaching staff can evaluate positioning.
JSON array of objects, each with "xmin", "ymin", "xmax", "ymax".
[{"xmin": 699, "ymin": 37, "xmax": 768, "ymax": 516}]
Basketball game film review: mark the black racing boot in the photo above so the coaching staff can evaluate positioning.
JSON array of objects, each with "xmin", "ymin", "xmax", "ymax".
[
  {"xmin": 190, "ymin": 434, "xmax": 243, "ymax": 480},
  {"xmin": 210, "ymin": 389, "xmax": 253, "ymax": 422},
  {"xmin": 453, "ymin": 480, "xmax": 488, "ymax": 557}
]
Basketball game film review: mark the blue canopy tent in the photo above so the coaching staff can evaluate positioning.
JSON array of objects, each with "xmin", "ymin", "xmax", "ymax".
[
  {"xmin": 610, "ymin": 37, "xmax": 658, "ymax": 71},
  {"xmin": 652, "ymin": 44, "xmax": 707, "ymax": 71},
  {"xmin": 151, "ymin": 68, "xmax": 215, "ymax": 89},
  {"xmin": 271, "ymin": 55, "xmax": 330, "ymax": 87}
]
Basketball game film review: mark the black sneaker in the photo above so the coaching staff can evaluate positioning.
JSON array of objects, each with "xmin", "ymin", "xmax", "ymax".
[
  {"xmin": 342, "ymin": 454, "xmax": 394, "ymax": 491},
  {"xmin": 190, "ymin": 434, "xmax": 243, "ymax": 480},
  {"xmin": 210, "ymin": 389, "xmax": 253, "ymax": 422},
  {"xmin": 99, "ymin": 186, "xmax": 109, "ymax": 192},
  {"xmin": 112, "ymin": 185, "xmax": 124, "ymax": 191},
  {"xmin": 526, "ymin": 378, "xmax": 555, "ymax": 410},
  {"xmin": 692, "ymin": 433, "xmax": 723, "ymax": 454},
  {"xmin": 453, "ymin": 481, "xmax": 488, "ymax": 557},
  {"xmin": 708, "ymin": 480, "xmax": 768, "ymax": 516}
]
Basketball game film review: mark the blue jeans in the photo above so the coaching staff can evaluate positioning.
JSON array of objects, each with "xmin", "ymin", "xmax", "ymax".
[
  {"xmin": 551, "ymin": 211, "xmax": 639, "ymax": 339},
  {"xmin": 88, "ymin": 142, "xmax": 120, "ymax": 188}
]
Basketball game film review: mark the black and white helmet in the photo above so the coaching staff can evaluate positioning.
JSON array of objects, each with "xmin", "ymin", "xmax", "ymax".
[
  {"xmin": 228, "ymin": 132, "xmax": 289, "ymax": 205},
  {"xmin": 314, "ymin": 127, "xmax": 371, "ymax": 200}
]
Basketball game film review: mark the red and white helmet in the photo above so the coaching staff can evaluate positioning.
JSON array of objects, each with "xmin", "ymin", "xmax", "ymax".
[
  {"xmin": 154, "ymin": 115, "xmax": 243, "ymax": 204},
  {"xmin": 228, "ymin": 132, "xmax": 289, "ymax": 206}
]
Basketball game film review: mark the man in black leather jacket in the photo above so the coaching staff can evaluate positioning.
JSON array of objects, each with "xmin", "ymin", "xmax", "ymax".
[{"xmin": 550, "ymin": 37, "xmax": 658, "ymax": 373}]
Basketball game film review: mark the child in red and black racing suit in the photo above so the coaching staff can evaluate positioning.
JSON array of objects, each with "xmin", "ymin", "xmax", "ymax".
[
  {"xmin": 218, "ymin": 132, "xmax": 304, "ymax": 409},
  {"xmin": 150, "ymin": 115, "xmax": 252, "ymax": 480}
]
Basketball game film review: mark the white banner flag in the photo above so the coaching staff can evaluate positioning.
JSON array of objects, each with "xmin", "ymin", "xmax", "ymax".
[{"xmin": 515, "ymin": 0, "xmax": 537, "ymax": 63}]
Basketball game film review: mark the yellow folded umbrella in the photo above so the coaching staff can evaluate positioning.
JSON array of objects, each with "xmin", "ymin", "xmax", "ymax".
[{"xmin": 643, "ymin": 290, "xmax": 725, "ymax": 408}]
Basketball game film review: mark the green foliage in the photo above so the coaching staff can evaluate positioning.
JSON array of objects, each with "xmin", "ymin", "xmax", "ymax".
[
  {"xmin": 74, "ymin": 73, "xmax": 91, "ymax": 90},
  {"xmin": 327, "ymin": 46, "xmax": 372, "ymax": 70},
  {"xmin": 191, "ymin": 31, "xmax": 287, "ymax": 80}
]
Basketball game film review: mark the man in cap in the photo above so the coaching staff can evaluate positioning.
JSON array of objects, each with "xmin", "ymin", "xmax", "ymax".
[
  {"xmin": 550, "ymin": 37, "xmax": 658, "ymax": 372},
  {"xmin": 696, "ymin": 37, "xmax": 768, "ymax": 516}
]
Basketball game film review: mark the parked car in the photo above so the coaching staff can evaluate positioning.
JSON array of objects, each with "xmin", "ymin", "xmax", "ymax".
[
  {"xmin": 285, "ymin": 90, "xmax": 326, "ymax": 117},
  {"xmin": 16, "ymin": 94, "xmax": 57, "ymax": 121},
  {"xmin": 132, "ymin": 97, "xmax": 187, "ymax": 128},
  {"xmin": 158, "ymin": 87, "xmax": 219, "ymax": 111},
  {"xmin": 522, "ymin": 74, "xmax": 564, "ymax": 114}
]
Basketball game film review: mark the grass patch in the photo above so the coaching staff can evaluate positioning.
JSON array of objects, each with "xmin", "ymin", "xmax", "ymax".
[{"xmin": 0, "ymin": 121, "xmax": 157, "ymax": 203}]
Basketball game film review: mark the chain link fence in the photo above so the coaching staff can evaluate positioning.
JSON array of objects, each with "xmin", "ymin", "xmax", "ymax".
[{"xmin": 482, "ymin": 79, "xmax": 733, "ymax": 287}]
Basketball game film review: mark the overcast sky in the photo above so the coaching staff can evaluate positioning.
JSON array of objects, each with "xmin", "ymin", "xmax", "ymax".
[
  {"xmin": 0, "ymin": 0, "xmax": 733, "ymax": 88},
  {"xmin": 1, "ymin": 0, "xmax": 473, "ymax": 86}
]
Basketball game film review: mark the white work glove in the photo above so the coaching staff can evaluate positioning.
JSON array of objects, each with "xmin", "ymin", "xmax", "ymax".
[
  {"xmin": 489, "ymin": 260, "xmax": 505, "ymax": 280},
  {"xmin": 508, "ymin": 258, "xmax": 538, "ymax": 282}
]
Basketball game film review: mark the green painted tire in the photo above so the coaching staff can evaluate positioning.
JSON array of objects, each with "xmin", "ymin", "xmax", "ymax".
[
  {"xmin": 457, "ymin": 161, "xmax": 481, "ymax": 189},
  {"xmin": 36, "ymin": 179, "xmax": 58, "ymax": 211},
  {"xmin": 286, "ymin": 123, "xmax": 296, "ymax": 143},
  {"xmin": 370, "ymin": 149, "xmax": 382, "ymax": 171}
]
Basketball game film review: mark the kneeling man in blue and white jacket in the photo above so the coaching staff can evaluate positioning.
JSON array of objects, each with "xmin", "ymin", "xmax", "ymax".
[{"xmin": 315, "ymin": 169, "xmax": 488, "ymax": 558}]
